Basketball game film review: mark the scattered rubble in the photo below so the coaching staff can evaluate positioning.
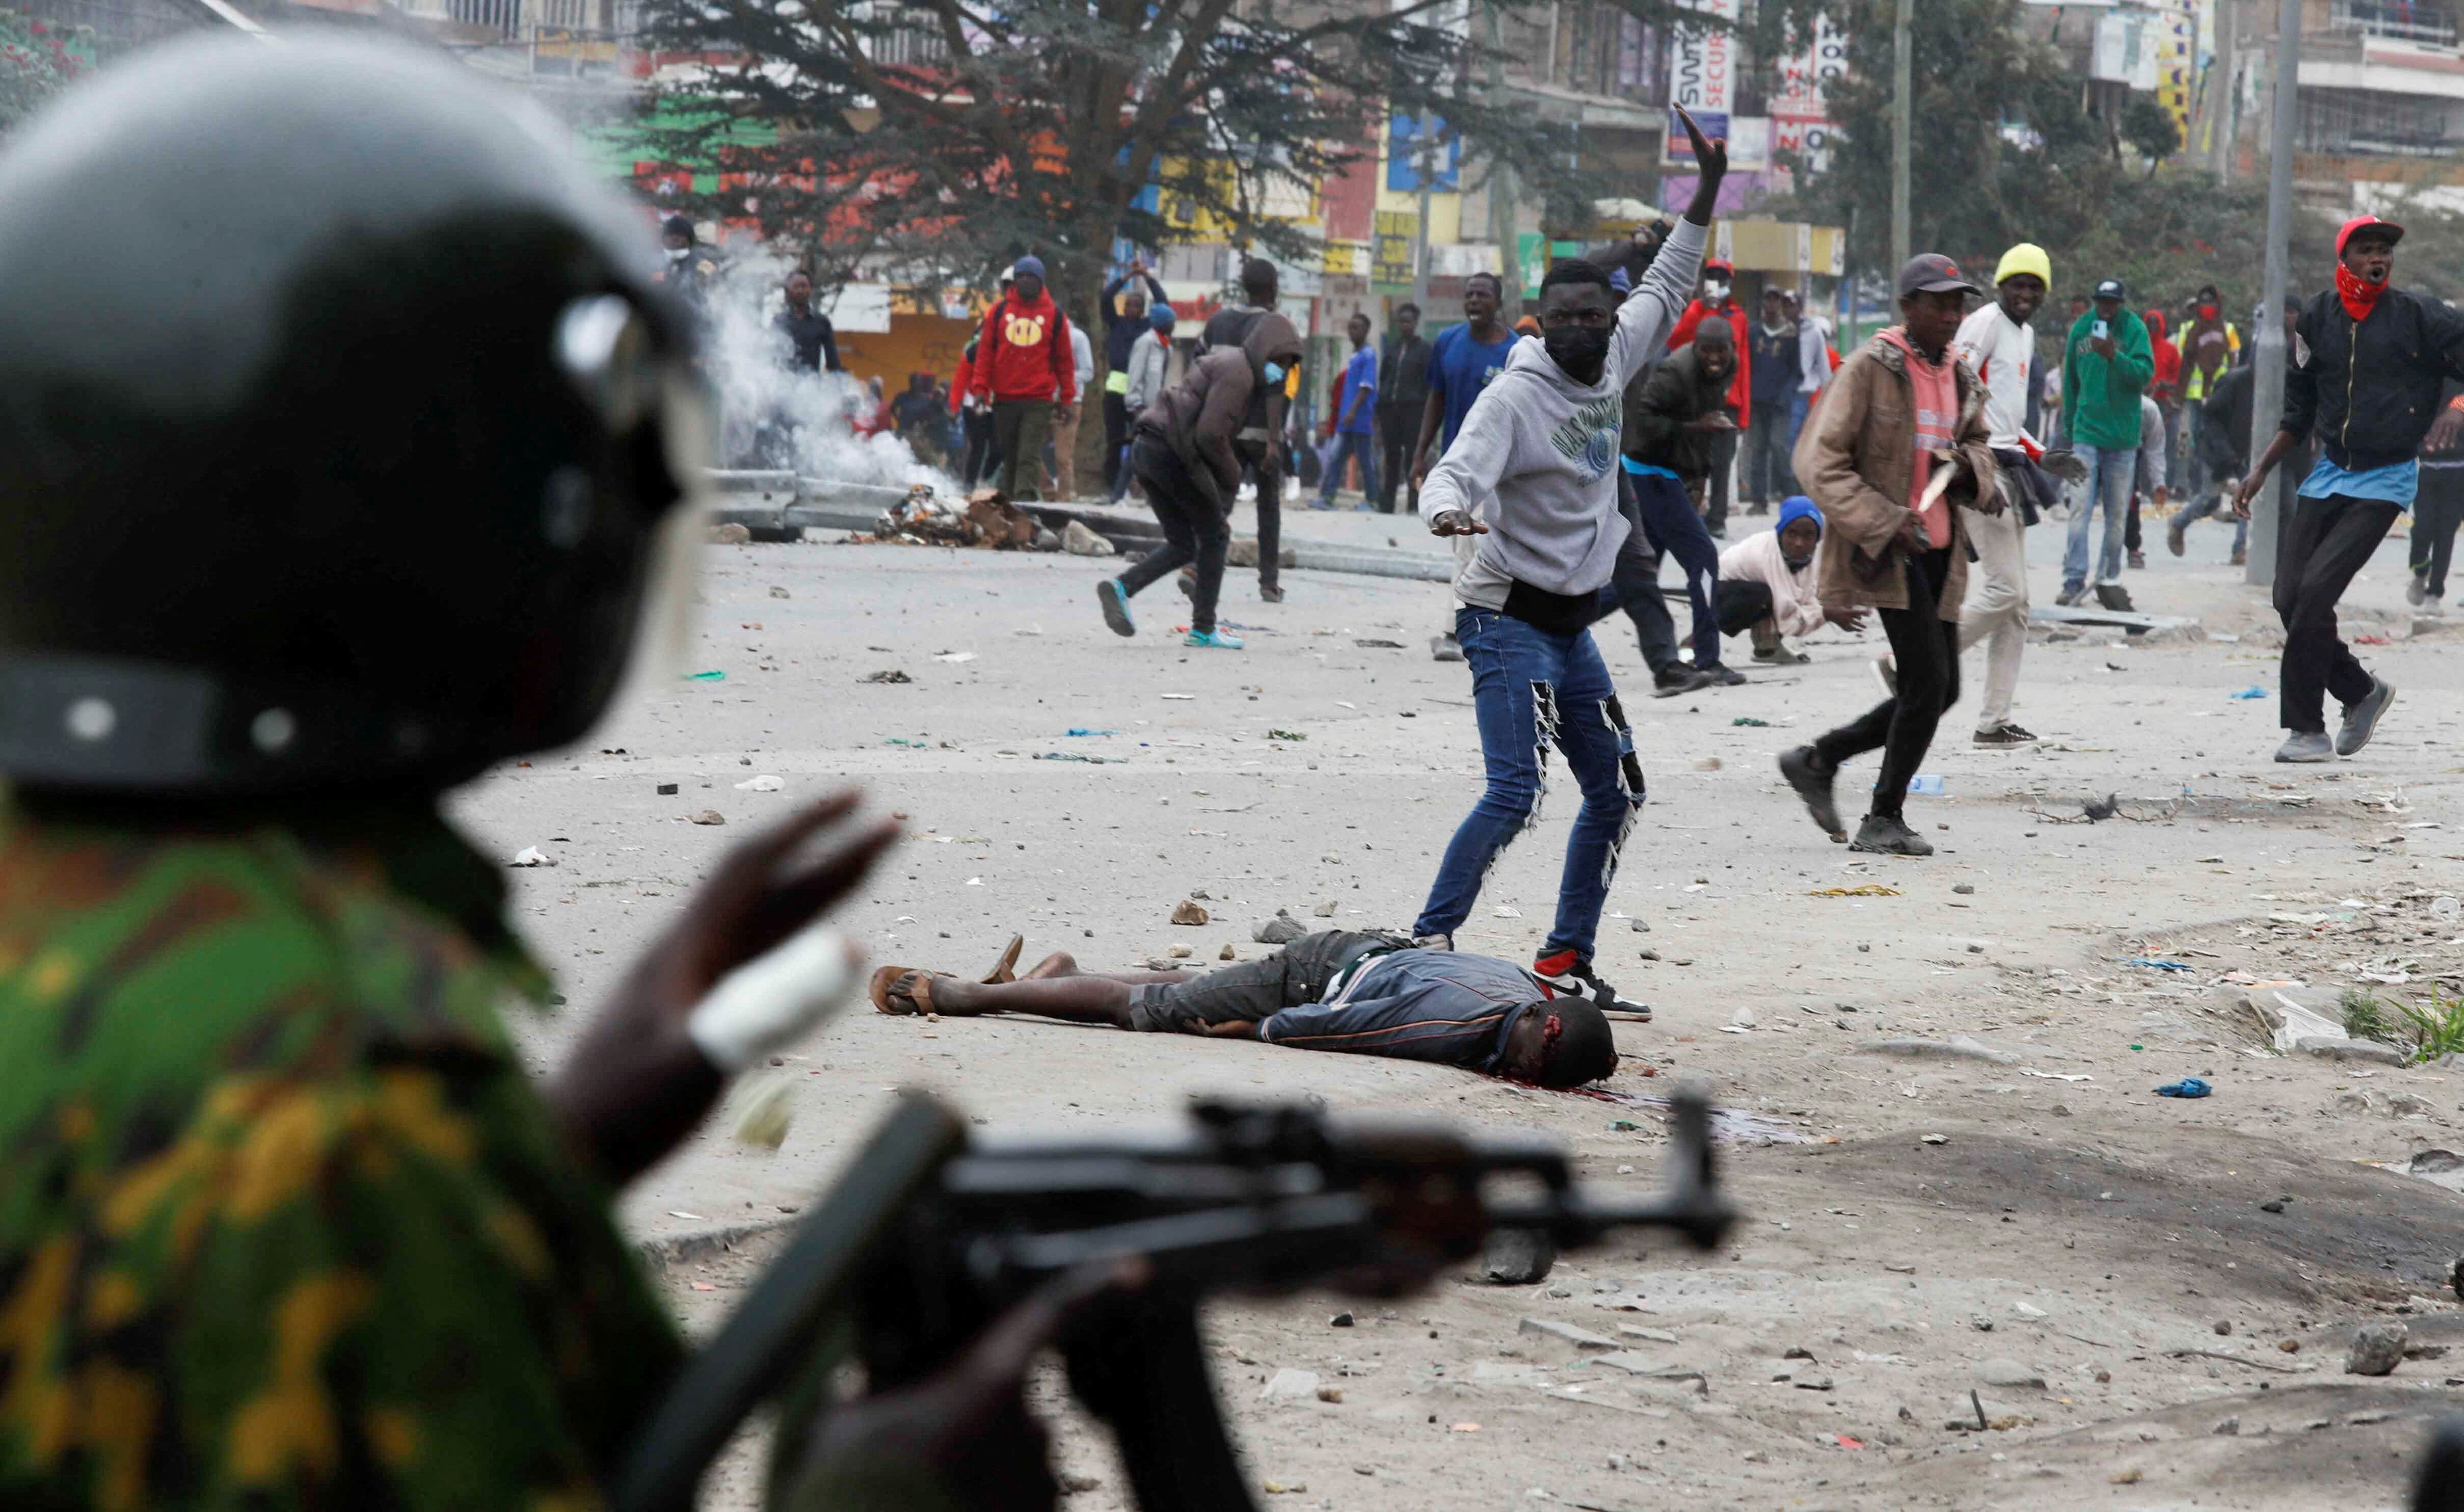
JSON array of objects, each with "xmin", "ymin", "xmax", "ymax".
[
  {"xmin": 1253, "ymin": 910, "xmax": 1309, "ymax": 945},
  {"xmin": 1063, "ymin": 519, "xmax": 1117, "ymax": 557},
  {"xmin": 2347, "ymin": 1322, "xmax": 2407, "ymax": 1376},
  {"xmin": 1482, "ymin": 1230, "xmax": 1556, "ymax": 1285}
]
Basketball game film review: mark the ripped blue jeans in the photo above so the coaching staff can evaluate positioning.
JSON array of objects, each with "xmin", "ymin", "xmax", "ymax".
[{"xmin": 1414, "ymin": 607, "xmax": 1646, "ymax": 963}]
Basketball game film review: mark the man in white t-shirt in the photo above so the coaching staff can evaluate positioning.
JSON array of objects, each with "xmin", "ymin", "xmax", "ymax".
[{"xmin": 1948, "ymin": 243, "xmax": 2054, "ymax": 748}]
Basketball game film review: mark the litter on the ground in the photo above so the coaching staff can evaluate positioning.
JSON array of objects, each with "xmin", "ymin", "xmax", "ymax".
[
  {"xmin": 2154, "ymin": 1078, "xmax": 2212, "ymax": 1098},
  {"xmin": 1034, "ymin": 751, "xmax": 1123, "ymax": 764},
  {"xmin": 2125, "ymin": 957, "xmax": 2193, "ymax": 972},
  {"xmin": 733, "ymin": 775, "xmax": 784, "ymax": 791},
  {"xmin": 1809, "ymin": 884, "xmax": 1901, "ymax": 897},
  {"xmin": 2229, "ymin": 686, "xmax": 2265, "ymax": 699},
  {"xmin": 683, "ymin": 670, "xmax": 727, "ymax": 681},
  {"xmin": 1732, "ymin": 717, "xmax": 1770, "ymax": 727},
  {"xmin": 1064, "ymin": 728, "xmax": 1121, "ymax": 737},
  {"xmin": 509, "ymin": 846, "xmax": 551, "ymax": 867}
]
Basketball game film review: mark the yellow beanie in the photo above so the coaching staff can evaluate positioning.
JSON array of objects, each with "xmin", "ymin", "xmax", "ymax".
[{"xmin": 1994, "ymin": 243, "xmax": 2052, "ymax": 288}]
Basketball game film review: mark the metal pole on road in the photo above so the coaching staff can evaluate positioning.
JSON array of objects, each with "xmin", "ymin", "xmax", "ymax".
[
  {"xmin": 2249, "ymin": 0, "xmax": 2300, "ymax": 587},
  {"xmin": 1890, "ymin": 0, "xmax": 1912, "ymax": 272}
]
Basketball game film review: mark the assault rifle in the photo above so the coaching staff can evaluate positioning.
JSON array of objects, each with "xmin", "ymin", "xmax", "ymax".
[{"xmin": 615, "ymin": 1087, "xmax": 1736, "ymax": 1512}]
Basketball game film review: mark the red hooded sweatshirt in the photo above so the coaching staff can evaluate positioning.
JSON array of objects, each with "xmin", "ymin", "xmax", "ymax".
[
  {"xmin": 969, "ymin": 288, "xmax": 1078, "ymax": 406},
  {"xmin": 1668, "ymin": 291, "xmax": 1753, "ymax": 428},
  {"xmin": 2144, "ymin": 309, "xmax": 2180, "ymax": 407}
]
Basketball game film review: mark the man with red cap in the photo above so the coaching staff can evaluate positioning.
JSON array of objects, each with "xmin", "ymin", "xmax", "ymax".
[
  {"xmin": 1669, "ymin": 257, "xmax": 1750, "ymax": 537},
  {"xmin": 2239, "ymin": 215, "xmax": 2464, "ymax": 762}
]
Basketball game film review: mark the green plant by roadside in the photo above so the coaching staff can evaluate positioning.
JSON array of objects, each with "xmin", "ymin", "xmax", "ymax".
[
  {"xmin": 2345, "ymin": 987, "xmax": 2400, "ymax": 1045},
  {"xmin": 2397, "ymin": 988, "xmax": 2464, "ymax": 1066}
]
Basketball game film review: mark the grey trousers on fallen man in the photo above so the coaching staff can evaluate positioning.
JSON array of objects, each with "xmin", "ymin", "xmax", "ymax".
[{"xmin": 1129, "ymin": 930, "xmax": 1404, "ymax": 1031}]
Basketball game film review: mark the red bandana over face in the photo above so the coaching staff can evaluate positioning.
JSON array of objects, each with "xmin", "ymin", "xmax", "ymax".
[{"xmin": 2337, "ymin": 261, "xmax": 2386, "ymax": 324}]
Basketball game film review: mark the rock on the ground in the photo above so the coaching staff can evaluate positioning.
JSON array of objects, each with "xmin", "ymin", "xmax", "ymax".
[
  {"xmin": 1260, "ymin": 1368, "xmax": 1322, "ymax": 1402},
  {"xmin": 1977, "ymin": 1358, "xmax": 2045, "ymax": 1389},
  {"xmin": 1170, "ymin": 899, "xmax": 1209, "ymax": 925},
  {"xmin": 708, "ymin": 522, "xmax": 752, "ymax": 544},
  {"xmin": 2347, "ymin": 1321, "xmax": 2407, "ymax": 1376},
  {"xmin": 1063, "ymin": 520, "xmax": 1116, "ymax": 557},
  {"xmin": 1228, "ymin": 536, "xmax": 1262, "ymax": 568},
  {"xmin": 1032, "ymin": 526, "xmax": 1062, "ymax": 552},
  {"xmin": 1518, "ymin": 1317, "xmax": 1619, "ymax": 1350},
  {"xmin": 1858, "ymin": 1036, "xmax": 2018, "ymax": 1066},
  {"xmin": 1253, "ymin": 911, "xmax": 1308, "ymax": 944},
  {"xmin": 2304, "ymin": 1038, "xmax": 2406, "ymax": 1065},
  {"xmin": 1482, "ymin": 1229, "xmax": 1557, "ymax": 1285}
]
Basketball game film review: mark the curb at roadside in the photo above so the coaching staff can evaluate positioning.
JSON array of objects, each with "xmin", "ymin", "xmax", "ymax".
[
  {"xmin": 635, "ymin": 1215, "xmax": 796, "ymax": 1272},
  {"xmin": 711, "ymin": 500, "xmax": 1455, "ymax": 583}
]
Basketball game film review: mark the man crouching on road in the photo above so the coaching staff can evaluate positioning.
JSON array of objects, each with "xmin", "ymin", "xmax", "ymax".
[
  {"xmin": 1778, "ymin": 254, "xmax": 2003, "ymax": 856},
  {"xmin": 870, "ymin": 932, "xmax": 1621, "ymax": 1090}
]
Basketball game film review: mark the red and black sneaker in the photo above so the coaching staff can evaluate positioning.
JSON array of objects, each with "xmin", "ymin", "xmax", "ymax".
[{"xmin": 1531, "ymin": 950, "xmax": 1649, "ymax": 1019}]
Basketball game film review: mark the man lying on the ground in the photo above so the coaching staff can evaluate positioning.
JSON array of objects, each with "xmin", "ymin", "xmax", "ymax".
[
  {"xmin": 1714, "ymin": 494, "xmax": 1865, "ymax": 664},
  {"xmin": 869, "ymin": 930, "xmax": 1622, "ymax": 1089}
]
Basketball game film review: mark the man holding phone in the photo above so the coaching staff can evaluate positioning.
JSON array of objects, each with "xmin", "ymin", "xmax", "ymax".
[{"xmin": 2058, "ymin": 278, "xmax": 2153, "ymax": 608}]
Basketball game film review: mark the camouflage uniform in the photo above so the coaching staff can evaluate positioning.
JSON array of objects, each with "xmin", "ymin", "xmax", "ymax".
[{"xmin": 0, "ymin": 808, "xmax": 681, "ymax": 1510}]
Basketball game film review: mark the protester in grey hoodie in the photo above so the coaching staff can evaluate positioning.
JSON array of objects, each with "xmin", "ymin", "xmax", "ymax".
[
  {"xmin": 1407, "ymin": 104, "xmax": 1727, "ymax": 1015},
  {"xmin": 1417, "ymin": 219, "xmax": 1709, "ymax": 608}
]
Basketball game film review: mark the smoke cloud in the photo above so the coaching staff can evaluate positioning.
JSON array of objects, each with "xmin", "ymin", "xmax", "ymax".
[{"xmin": 698, "ymin": 250, "xmax": 961, "ymax": 493}]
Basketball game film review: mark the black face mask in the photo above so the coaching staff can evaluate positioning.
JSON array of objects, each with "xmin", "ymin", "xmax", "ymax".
[{"xmin": 1543, "ymin": 324, "xmax": 1612, "ymax": 378}]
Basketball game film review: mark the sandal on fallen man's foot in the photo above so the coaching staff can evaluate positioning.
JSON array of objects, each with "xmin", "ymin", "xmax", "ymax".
[
  {"xmin": 869, "ymin": 966, "xmax": 947, "ymax": 1016},
  {"xmin": 983, "ymin": 934, "xmax": 1024, "ymax": 984}
]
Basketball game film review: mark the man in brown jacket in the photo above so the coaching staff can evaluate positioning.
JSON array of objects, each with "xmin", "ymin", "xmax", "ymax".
[
  {"xmin": 1777, "ymin": 254, "xmax": 2003, "ymax": 856},
  {"xmin": 1096, "ymin": 311, "xmax": 1303, "ymax": 649}
]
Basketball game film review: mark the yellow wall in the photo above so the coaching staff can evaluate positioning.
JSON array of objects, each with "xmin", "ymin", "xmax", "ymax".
[{"xmin": 836, "ymin": 313, "xmax": 982, "ymax": 389}]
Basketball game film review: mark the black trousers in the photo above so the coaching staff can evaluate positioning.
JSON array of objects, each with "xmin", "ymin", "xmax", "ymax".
[
  {"xmin": 1102, "ymin": 392, "xmax": 1131, "ymax": 492},
  {"xmin": 1715, "ymin": 578, "xmax": 1773, "ymax": 635},
  {"xmin": 1375, "ymin": 412, "xmax": 1417, "ymax": 513},
  {"xmin": 1705, "ymin": 429, "xmax": 1737, "ymax": 535},
  {"xmin": 961, "ymin": 408, "xmax": 999, "ymax": 486},
  {"xmin": 1245, "ymin": 443, "xmax": 1282, "ymax": 591},
  {"xmin": 1812, "ymin": 548, "xmax": 1960, "ymax": 819},
  {"xmin": 2275, "ymin": 492, "xmax": 2398, "ymax": 733},
  {"xmin": 2411, "ymin": 467, "xmax": 2464, "ymax": 597},
  {"xmin": 1625, "ymin": 469, "xmax": 1725, "ymax": 669},
  {"xmin": 1121, "ymin": 437, "xmax": 1229, "ymax": 633},
  {"xmin": 1592, "ymin": 470, "xmax": 1682, "ymax": 680},
  {"xmin": 1739, "ymin": 401, "xmax": 1795, "ymax": 503}
]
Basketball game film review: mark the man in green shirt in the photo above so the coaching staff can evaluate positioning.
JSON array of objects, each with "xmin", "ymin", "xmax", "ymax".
[
  {"xmin": 0, "ymin": 36, "xmax": 1086, "ymax": 1512},
  {"xmin": 2059, "ymin": 277, "xmax": 2156, "ymax": 607}
]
